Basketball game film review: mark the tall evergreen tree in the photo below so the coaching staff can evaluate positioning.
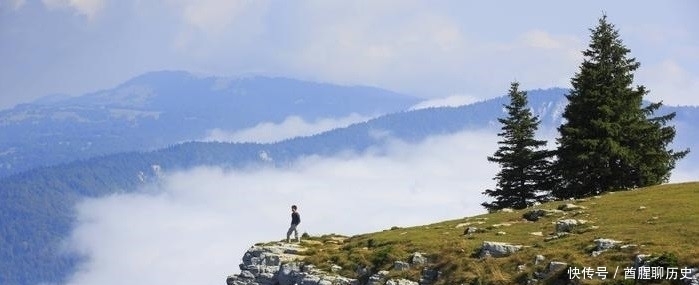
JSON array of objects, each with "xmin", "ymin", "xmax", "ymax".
[
  {"xmin": 482, "ymin": 82, "xmax": 552, "ymax": 211},
  {"xmin": 554, "ymin": 15, "xmax": 688, "ymax": 199}
]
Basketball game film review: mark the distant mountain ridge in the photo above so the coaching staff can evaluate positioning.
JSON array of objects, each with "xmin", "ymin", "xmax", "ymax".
[{"xmin": 0, "ymin": 71, "xmax": 419, "ymax": 178}]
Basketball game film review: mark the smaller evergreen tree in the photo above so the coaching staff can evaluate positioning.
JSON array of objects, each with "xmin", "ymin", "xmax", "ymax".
[{"xmin": 482, "ymin": 82, "xmax": 553, "ymax": 211}]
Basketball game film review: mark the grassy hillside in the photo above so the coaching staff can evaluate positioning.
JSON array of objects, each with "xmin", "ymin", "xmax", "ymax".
[{"xmin": 295, "ymin": 182, "xmax": 699, "ymax": 284}]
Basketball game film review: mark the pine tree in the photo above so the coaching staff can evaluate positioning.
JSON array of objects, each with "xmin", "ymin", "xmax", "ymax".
[
  {"xmin": 482, "ymin": 82, "xmax": 552, "ymax": 211},
  {"xmin": 554, "ymin": 15, "xmax": 689, "ymax": 199}
]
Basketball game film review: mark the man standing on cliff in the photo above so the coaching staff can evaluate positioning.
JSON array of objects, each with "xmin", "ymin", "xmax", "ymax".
[{"xmin": 286, "ymin": 205, "xmax": 301, "ymax": 243}]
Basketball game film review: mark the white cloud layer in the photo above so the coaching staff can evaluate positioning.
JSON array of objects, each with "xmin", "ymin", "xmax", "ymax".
[
  {"xmin": 203, "ymin": 114, "xmax": 373, "ymax": 143},
  {"xmin": 410, "ymin": 94, "xmax": 479, "ymax": 110},
  {"xmin": 62, "ymin": 130, "xmax": 500, "ymax": 285},
  {"xmin": 638, "ymin": 59, "xmax": 699, "ymax": 106}
]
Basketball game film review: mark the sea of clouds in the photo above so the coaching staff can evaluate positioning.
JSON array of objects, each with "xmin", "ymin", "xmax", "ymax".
[
  {"xmin": 60, "ymin": 122, "xmax": 698, "ymax": 285},
  {"xmin": 62, "ymin": 130, "xmax": 500, "ymax": 285}
]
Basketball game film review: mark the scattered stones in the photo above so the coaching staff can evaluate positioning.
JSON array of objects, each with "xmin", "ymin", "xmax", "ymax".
[
  {"xmin": 634, "ymin": 254, "xmax": 652, "ymax": 268},
  {"xmin": 463, "ymin": 227, "xmax": 479, "ymax": 235},
  {"xmin": 685, "ymin": 268, "xmax": 699, "ymax": 285},
  {"xmin": 547, "ymin": 261, "xmax": 568, "ymax": 274},
  {"xmin": 455, "ymin": 221, "xmax": 485, "ymax": 228},
  {"xmin": 496, "ymin": 231, "xmax": 507, "ymax": 235},
  {"xmin": 479, "ymin": 241, "xmax": 523, "ymax": 258},
  {"xmin": 523, "ymin": 209, "xmax": 547, "ymax": 221},
  {"xmin": 491, "ymin": 223, "xmax": 512, "ymax": 228},
  {"xmin": 555, "ymin": 219, "xmax": 587, "ymax": 233},
  {"xmin": 638, "ymin": 206, "xmax": 647, "ymax": 210},
  {"xmin": 356, "ymin": 266, "xmax": 370, "ymax": 277},
  {"xmin": 303, "ymin": 264, "xmax": 316, "ymax": 272},
  {"xmin": 683, "ymin": 268, "xmax": 699, "ymax": 285},
  {"xmin": 367, "ymin": 271, "xmax": 390, "ymax": 285},
  {"xmin": 330, "ymin": 265, "xmax": 342, "ymax": 273},
  {"xmin": 530, "ymin": 232, "xmax": 544, "ymax": 237},
  {"xmin": 410, "ymin": 252, "xmax": 427, "ymax": 265},
  {"xmin": 647, "ymin": 216, "xmax": 660, "ymax": 224},
  {"xmin": 535, "ymin": 261, "xmax": 569, "ymax": 280},
  {"xmin": 630, "ymin": 254, "xmax": 699, "ymax": 284},
  {"xmin": 544, "ymin": 232, "xmax": 569, "ymax": 242},
  {"xmin": 501, "ymin": 208, "xmax": 514, "ymax": 213},
  {"xmin": 517, "ymin": 264, "xmax": 526, "ymax": 272},
  {"xmin": 594, "ymin": 238, "xmax": 621, "ymax": 251},
  {"xmin": 393, "ymin": 261, "xmax": 410, "ymax": 271},
  {"xmin": 535, "ymin": 255, "xmax": 546, "ymax": 265},
  {"xmin": 523, "ymin": 209, "xmax": 565, "ymax": 221},
  {"xmin": 420, "ymin": 268, "xmax": 440, "ymax": 285},
  {"xmin": 558, "ymin": 204, "xmax": 586, "ymax": 211},
  {"xmin": 366, "ymin": 270, "xmax": 389, "ymax": 285},
  {"xmin": 591, "ymin": 238, "xmax": 621, "ymax": 257},
  {"xmin": 386, "ymin": 279, "xmax": 419, "ymax": 285}
]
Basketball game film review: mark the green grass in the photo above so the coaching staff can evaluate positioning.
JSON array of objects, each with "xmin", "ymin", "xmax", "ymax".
[{"xmin": 295, "ymin": 182, "xmax": 699, "ymax": 284}]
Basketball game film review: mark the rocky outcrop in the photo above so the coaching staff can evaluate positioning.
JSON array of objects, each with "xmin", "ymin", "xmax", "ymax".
[
  {"xmin": 226, "ymin": 243, "xmax": 358, "ymax": 285},
  {"xmin": 227, "ymin": 243, "xmax": 436, "ymax": 285}
]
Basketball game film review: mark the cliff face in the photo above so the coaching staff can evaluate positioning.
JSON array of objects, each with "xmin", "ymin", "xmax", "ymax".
[
  {"xmin": 225, "ymin": 243, "xmax": 432, "ymax": 285},
  {"xmin": 226, "ymin": 243, "xmax": 357, "ymax": 285}
]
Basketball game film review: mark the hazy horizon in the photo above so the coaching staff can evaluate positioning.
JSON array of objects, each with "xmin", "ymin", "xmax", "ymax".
[{"xmin": 2, "ymin": 1, "xmax": 697, "ymax": 109}]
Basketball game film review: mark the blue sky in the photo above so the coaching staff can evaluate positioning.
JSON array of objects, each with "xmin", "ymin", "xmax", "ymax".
[{"xmin": 1, "ymin": 0, "xmax": 697, "ymax": 109}]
